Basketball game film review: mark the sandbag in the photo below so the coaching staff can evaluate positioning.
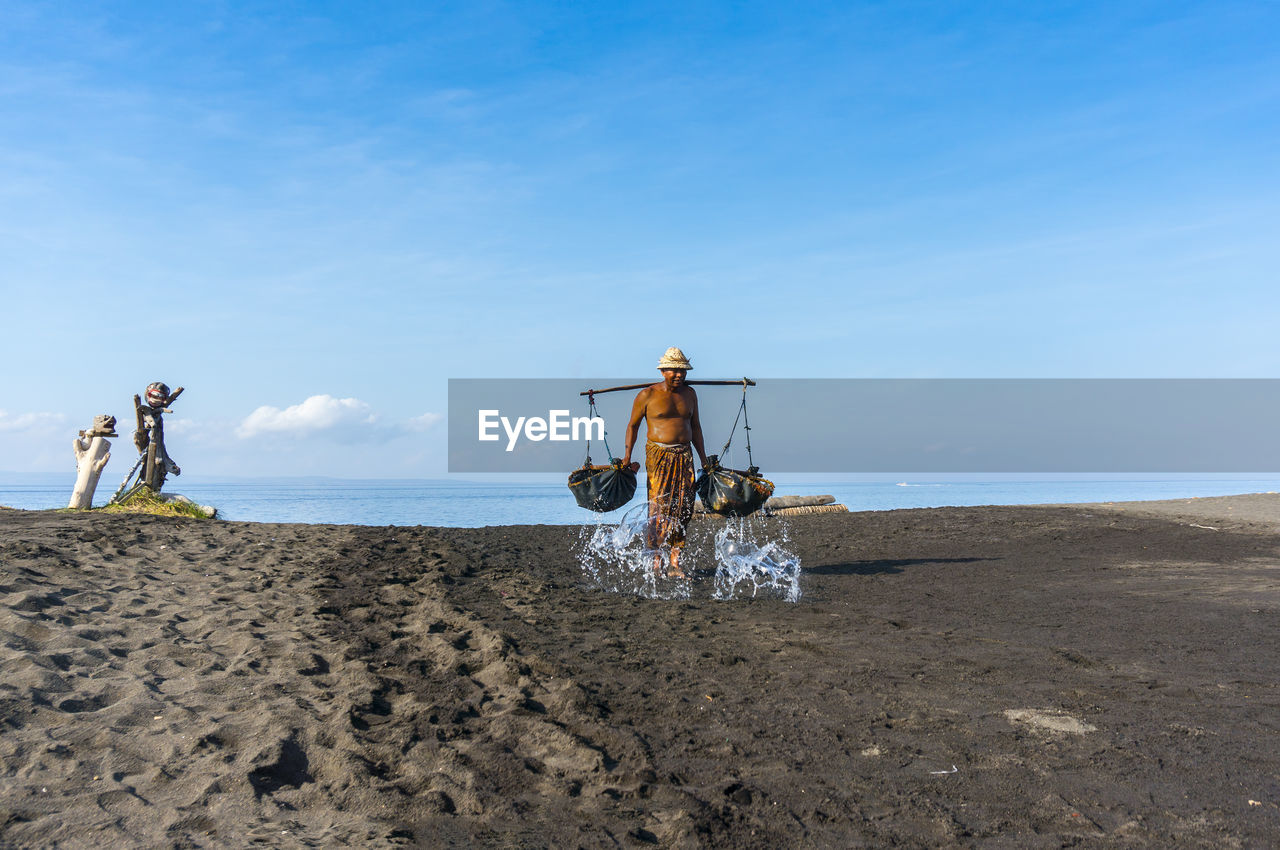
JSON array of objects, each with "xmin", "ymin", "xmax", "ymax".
[
  {"xmin": 695, "ymin": 455, "xmax": 774, "ymax": 517},
  {"xmin": 568, "ymin": 459, "xmax": 638, "ymax": 512}
]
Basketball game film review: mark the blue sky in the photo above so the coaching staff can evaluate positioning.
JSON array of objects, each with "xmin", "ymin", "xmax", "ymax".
[{"xmin": 2, "ymin": 1, "xmax": 1277, "ymax": 477}]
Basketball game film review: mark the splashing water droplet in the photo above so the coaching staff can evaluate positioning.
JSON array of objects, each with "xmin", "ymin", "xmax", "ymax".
[
  {"xmin": 712, "ymin": 518, "xmax": 802, "ymax": 602},
  {"xmin": 576, "ymin": 506, "xmax": 802, "ymax": 602},
  {"xmin": 576, "ymin": 504, "xmax": 689, "ymax": 599}
]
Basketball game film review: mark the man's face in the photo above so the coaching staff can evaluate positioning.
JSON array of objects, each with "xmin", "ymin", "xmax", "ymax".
[{"xmin": 662, "ymin": 368, "xmax": 686, "ymax": 388}]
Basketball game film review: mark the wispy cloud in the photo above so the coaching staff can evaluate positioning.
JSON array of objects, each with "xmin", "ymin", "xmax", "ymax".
[
  {"xmin": 0, "ymin": 410, "xmax": 66, "ymax": 432},
  {"xmin": 405, "ymin": 412, "xmax": 444, "ymax": 432}
]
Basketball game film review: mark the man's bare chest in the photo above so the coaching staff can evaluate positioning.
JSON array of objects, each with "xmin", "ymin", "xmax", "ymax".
[{"xmin": 647, "ymin": 393, "xmax": 692, "ymax": 420}]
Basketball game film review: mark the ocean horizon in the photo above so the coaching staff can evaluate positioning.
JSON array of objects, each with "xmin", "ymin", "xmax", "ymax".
[{"xmin": 3, "ymin": 474, "xmax": 1278, "ymax": 527}]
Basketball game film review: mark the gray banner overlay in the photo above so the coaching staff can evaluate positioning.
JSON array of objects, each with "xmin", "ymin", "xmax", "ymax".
[{"xmin": 448, "ymin": 379, "xmax": 1280, "ymax": 473}]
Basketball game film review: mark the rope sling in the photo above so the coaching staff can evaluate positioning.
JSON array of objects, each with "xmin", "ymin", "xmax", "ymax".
[
  {"xmin": 582, "ymin": 392, "xmax": 613, "ymax": 465},
  {"xmin": 695, "ymin": 380, "xmax": 774, "ymax": 516},
  {"xmin": 567, "ymin": 391, "xmax": 637, "ymax": 512},
  {"xmin": 716, "ymin": 381, "xmax": 757, "ymax": 472}
]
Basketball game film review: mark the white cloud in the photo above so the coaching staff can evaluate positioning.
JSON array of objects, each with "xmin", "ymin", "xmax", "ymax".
[
  {"xmin": 236, "ymin": 395, "xmax": 377, "ymax": 439},
  {"xmin": 232, "ymin": 397, "xmax": 445, "ymax": 448},
  {"xmin": 0, "ymin": 410, "xmax": 66, "ymax": 432},
  {"xmin": 405, "ymin": 412, "xmax": 444, "ymax": 432}
]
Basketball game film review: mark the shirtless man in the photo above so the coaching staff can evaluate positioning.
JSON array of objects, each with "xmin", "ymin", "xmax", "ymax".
[{"xmin": 620, "ymin": 347, "xmax": 710, "ymax": 577}]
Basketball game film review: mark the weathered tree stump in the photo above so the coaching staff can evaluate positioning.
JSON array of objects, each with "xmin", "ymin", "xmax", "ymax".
[{"xmin": 69, "ymin": 415, "xmax": 118, "ymax": 509}]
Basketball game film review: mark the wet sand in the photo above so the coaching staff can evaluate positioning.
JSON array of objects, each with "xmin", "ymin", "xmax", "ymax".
[{"xmin": 2, "ymin": 495, "xmax": 1278, "ymax": 847}]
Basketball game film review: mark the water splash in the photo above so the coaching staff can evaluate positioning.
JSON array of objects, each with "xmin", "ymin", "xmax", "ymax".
[
  {"xmin": 712, "ymin": 517, "xmax": 802, "ymax": 602},
  {"xmin": 576, "ymin": 504, "xmax": 690, "ymax": 600},
  {"xmin": 576, "ymin": 505, "xmax": 802, "ymax": 602}
]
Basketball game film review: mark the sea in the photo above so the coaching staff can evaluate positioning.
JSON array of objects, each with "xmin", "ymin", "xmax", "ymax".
[{"xmin": 3, "ymin": 475, "xmax": 1278, "ymax": 527}]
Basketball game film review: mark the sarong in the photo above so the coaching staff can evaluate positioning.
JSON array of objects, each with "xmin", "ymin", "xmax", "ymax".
[{"xmin": 645, "ymin": 441, "xmax": 696, "ymax": 550}]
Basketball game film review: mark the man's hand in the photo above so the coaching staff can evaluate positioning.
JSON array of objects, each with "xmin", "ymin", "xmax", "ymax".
[{"xmin": 622, "ymin": 460, "xmax": 640, "ymax": 473}]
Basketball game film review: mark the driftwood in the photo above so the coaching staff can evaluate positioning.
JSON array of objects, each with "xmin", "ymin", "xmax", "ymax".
[
  {"xmin": 69, "ymin": 415, "xmax": 118, "ymax": 509},
  {"xmin": 693, "ymin": 497, "xmax": 850, "ymax": 518},
  {"xmin": 111, "ymin": 383, "xmax": 184, "ymax": 504},
  {"xmin": 764, "ymin": 494, "xmax": 835, "ymax": 509},
  {"xmin": 132, "ymin": 384, "xmax": 183, "ymax": 492},
  {"xmin": 693, "ymin": 494, "xmax": 836, "ymax": 513},
  {"xmin": 161, "ymin": 493, "xmax": 217, "ymax": 518}
]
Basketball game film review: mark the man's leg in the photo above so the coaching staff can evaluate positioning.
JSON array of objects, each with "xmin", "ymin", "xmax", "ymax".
[
  {"xmin": 645, "ymin": 442, "xmax": 696, "ymax": 579},
  {"xmin": 668, "ymin": 545, "xmax": 685, "ymax": 578},
  {"xmin": 645, "ymin": 442, "xmax": 666, "ymax": 576},
  {"xmin": 665, "ymin": 447, "xmax": 695, "ymax": 578}
]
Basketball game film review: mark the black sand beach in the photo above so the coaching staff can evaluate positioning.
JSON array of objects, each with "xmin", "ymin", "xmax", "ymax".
[{"xmin": 2, "ymin": 495, "xmax": 1278, "ymax": 847}]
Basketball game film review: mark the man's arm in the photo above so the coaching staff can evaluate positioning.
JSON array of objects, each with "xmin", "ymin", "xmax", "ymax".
[
  {"xmin": 688, "ymin": 389, "xmax": 709, "ymax": 467},
  {"xmin": 621, "ymin": 388, "xmax": 649, "ymax": 472}
]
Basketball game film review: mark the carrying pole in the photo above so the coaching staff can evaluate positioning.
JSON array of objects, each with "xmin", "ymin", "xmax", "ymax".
[{"xmin": 580, "ymin": 378, "xmax": 755, "ymax": 396}]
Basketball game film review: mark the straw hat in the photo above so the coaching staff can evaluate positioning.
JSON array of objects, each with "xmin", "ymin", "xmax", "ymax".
[{"xmin": 657, "ymin": 346, "xmax": 693, "ymax": 371}]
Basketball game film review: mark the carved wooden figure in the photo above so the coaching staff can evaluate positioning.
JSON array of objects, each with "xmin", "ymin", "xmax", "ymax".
[
  {"xmin": 69, "ymin": 415, "xmax": 118, "ymax": 509},
  {"xmin": 132, "ymin": 383, "xmax": 184, "ymax": 492}
]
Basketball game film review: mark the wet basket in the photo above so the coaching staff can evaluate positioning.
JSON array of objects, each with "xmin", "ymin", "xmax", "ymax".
[
  {"xmin": 695, "ymin": 456, "xmax": 775, "ymax": 517},
  {"xmin": 568, "ymin": 459, "xmax": 638, "ymax": 513}
]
